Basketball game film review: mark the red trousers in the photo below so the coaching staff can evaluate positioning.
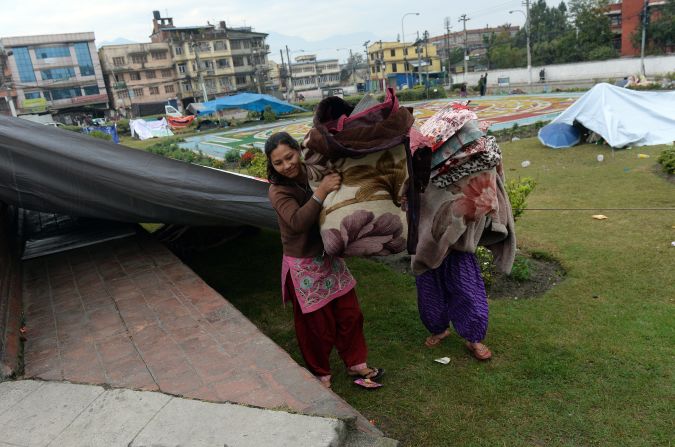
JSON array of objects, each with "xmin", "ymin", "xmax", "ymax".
[{"xmin": 287, "ymin": 278, "xmax": 368, "ymax": 377}]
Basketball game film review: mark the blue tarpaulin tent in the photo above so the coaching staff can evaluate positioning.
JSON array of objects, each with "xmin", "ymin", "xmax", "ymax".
[{"xmin": 191, "ymin": 93, "xmax": 305, "ymax": 115}]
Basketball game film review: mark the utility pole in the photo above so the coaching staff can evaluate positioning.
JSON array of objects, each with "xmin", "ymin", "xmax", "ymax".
[
  {"xmin": 349, "ymin": 49, "xmax": 356, "ymax": 85},
  {"xmin": 416, "ymin": 32, "xmax": 422, "ymax": 86},
  {"xmin": 191, "ymin": 41, "xmax": 208, "ymax": 101},
  {"xmin": 0, "ymin": 49, "xmax": 17, "ymax": 117},
  {"xmin": 444, "ymin": 17, "xmax": 452, "ymax": 87},
  {"xmin": 279, "ymin": 49, "xmax": 287, "ymax": 97},
  {"xmin": 525, "ymin": 0, "xmax": 532, "ymax": 87},
  {"xmin": 363, "ymin": 40, "xmax": 370, "ymax": 92},
  {"xmin": 423, "ymin": 31, "xmax": 430, "ymax": 97},
  {"xmin": 377, "ymin": 40, "xmax": 386, "ymax": 91},
  {"xmin": 285, "ymin": 45, "xmax": 295, "ymax": 99},
  {"xmin": 640, "ymin": 0, "xmax": 648, "ymax": 77},
  {"xmin": 458, "ymin": 14, "xmax": 470, "ymax": 82}
]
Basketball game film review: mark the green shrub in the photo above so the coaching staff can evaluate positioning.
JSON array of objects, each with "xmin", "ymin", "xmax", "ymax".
[
  {"xmin": 88, "ymin": 130, "xmax": 112, "ymax": 141},
  {"xmin": 247, "ymin": 153, "xmax": 268, "ymax": 179},
  {"xmin": 506, "ymin": 177, "xmax": 537, "ymax": 221},
  {"xmin": 115, "ymin": 119, "xmax": 130, "ymax": 135},
  {"xmin": 262, "ymin": 105, "xmax": 276, "ymax": 122},
  {"xmin": 476, "ymin": 247, "xmax": 494, "ymax": 288},
  {"xmin": 225, "ymin": 149, "xmax": 241, "ymax": 163},
  {"xmin": 509, "ymin": 256, "xmax": 532, "ymax": 282},
  {"xmin": 61, "ymin": 125, "xmax": 82, "ymax": 133},
  {"xmin": 657, "ymin": 147, "xmax": 675, "ymax": 175},
  {"xmin": 145, "ymin": 141, "xmax": 223, "ymax": 169}
]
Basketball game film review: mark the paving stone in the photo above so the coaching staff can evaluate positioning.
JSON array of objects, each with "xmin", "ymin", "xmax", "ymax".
[
  {"xmin": 0, "ymin": 380, "xmax": 44, "ymax": 415},
  {"xmin": 48, "ymin": 388, "xmax": 170, "ymax": 447},
  {"xmin": 131, "ymin": 397, "xmax": 346, "ymax": 447},
  {"xmin": 0, "ymin": 381, "xmax": 103, "ymax": 446}
]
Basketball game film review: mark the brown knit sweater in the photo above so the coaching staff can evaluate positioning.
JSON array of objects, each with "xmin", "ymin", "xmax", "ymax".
[{"xmin": 268, "ymin": 180, "xmax": 324, "ymax": 258}]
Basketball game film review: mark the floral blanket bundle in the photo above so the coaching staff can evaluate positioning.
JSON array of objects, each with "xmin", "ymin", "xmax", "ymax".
[{"xmin": 302, "ymin": 88, "xmax": 414, "ymax": 257}]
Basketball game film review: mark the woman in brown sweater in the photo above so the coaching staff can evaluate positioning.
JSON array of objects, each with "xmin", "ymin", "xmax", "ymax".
[{"xmin": 265, "ymin": 132, "xmax": 383, "ymax": 389}]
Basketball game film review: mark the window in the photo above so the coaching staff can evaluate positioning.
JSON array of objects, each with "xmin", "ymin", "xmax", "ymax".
[
  {"xmin": 112, "ymin": 57, "xmax": 125, "ymax": 66},
  {"xmin": 213, "ymin": 41, "xmax": 227, "ymax": 51},
  {"xmin": 232, "ymin": 56, "xmax": 246, "ymax": 67},
  {"xmin": 151, "ymin": 51, "xmax": 167, "ymax": 60},
  {"xmin": 132, "ymin": 88, "xmax": 144, "ymax": 97},
  {"xmin": 205, "ymin": 79, "xmax": 216, "ymax": 90},
  {"xmin": 217, "ymin": 58, "xmax": 230, "ymax": 68},
  {"xmin": 47, "ymin": 87, "xmax": 81, "ymax": 100},
  {"xmin": 371, "ymin": 66, "xmax": 376, "ymax": 74},
  {"xmin": 235, "ymin": 75, "xmax": 248, "ymax": 85},
  {"xmin": 114, "ymin": 73, "xmax": 124, "ymax": 82},
  {"xmin": 161, "ymin": 69, "xmax": 173, "ymax": 77},
  {"xmin": 35, "ymin": 46, "xmax": 70, "ymax": 59},
  {"xmin": 391, "ymin": 63, "xmax": 397, "ymax": 73},
  {"xmin": 129, "ymin": 72, "xmax": 141, "ymax": 81},
  {"xmin": 24, "ymin": 92, "xmax": 41, "ymax": 99},
  {"xmin": 182, "ymin": 81, "xmax": 192, "ymax": 91},
  {"xmin": 149, "ymin": 86, "xmax": 160, "ymax": 95},
  {"xmin": 164, "ymin": 84, "xmax": 175, "ymax": 93},
  {"xmin": 177, "ymin": 64, "xmax": 186, "ymax": 74},
  {"xmin": 390, "ymin": 49, "xmax": 396, "ymax": 57},
  {"xmin": 118, "ymin": 90, "xmax": 129, "ymax": 99},
  {"xmin": 13, "ymin": 47, "xmax": 36, "ymax": 82},
  {"xmin": 131, "ymin": 54, "xmax": 147, "ymax": 64},
  {"xmin": 74, "ymin": 42, "xmax": 95, "ymax": 76},
  {"xmin": 230, "ymin": 40, "xmax": 242, "ymax": 50},
  {"xmin": 41, "ymin": 67, "xmax": 76, "ymax": 80},
  {"xmin": 83, "ymin": 85, "xmax": 100, "ymax": 95},
  {"xmin": 219, "ymin": 76, "xmax": 231, "ymax": 87},
  {"xmin": 146, "ymin": 70, "xmax": 156, "ymax": 79},
  {"xmin": 404, "ymin": 48, "xmax": 408, "ymax": 55},
  {"xmin": 174, "ymin": 46, "xmax": 183, "ymax": 55}
]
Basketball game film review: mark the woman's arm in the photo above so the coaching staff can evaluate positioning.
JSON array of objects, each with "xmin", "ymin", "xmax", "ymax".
[{"xmin": 269, "ymin": 187, "xmax": 322, "ymax": 233}]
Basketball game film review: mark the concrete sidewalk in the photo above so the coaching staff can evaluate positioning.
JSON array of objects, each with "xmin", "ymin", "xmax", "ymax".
[{"xmin": 0, "ymin": 380, "xmax": 346, "ymax": 447}]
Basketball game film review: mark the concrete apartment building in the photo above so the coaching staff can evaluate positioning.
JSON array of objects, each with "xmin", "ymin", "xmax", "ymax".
[
  {"xmin": 607, "ymin": 0, "xmax": 672, "ymax": 56},
  {"xmin": 289, "ymin": 54, "xmax": 340, "ymax": 95},
  {"xmin": 367, "ymin": 41, "xmax": 442, "ymax": 91},
  {"xmin": 0, "ymin": 32, "xmax": 108, "ymax": 120},
  {"xmin": 149, "ymin": 11, "xmax": 271, "ymax": 106},
  {"xmin": 99, "ymin": 43, "xmax": 178, "ymax": 117},
  {"xmin": 0, "ymin": 48, "xmax": 17, "ymax": 116}
]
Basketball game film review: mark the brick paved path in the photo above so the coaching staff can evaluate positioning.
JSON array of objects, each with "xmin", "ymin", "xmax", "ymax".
[{"xmin": 21, "ymin": 234, "xmax": 378, "ymax": 435}]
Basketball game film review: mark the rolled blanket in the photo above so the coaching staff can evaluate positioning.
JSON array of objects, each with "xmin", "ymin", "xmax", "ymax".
[
  {"xmin": 431, "ymin": 136, "xmax": 502, "ymax": 188},
  {"xmin": 419, "ymin": 105, "xmax": 478, "ymax": 151},
  {"xmin": 430, "ymin": 120, "xmax": 485, "ymax": 169},
  {"xmin": 303, "ymin": 88, "xmax": 414, "ymax": 257}
]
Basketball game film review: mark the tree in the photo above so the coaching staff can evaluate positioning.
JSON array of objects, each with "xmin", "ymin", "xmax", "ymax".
[
  {"xmin": 631, "ymin": 0, "xmax": 675, "ymax": 55},
  {"xmin": 486, "ymin": 26, "xmax": 526, "ymax": 69},
  {"xmin": 340, "ymin": 52, "xmax": 364, "ymax": 82},
  {"xmin": 568, "ymin": 0, "xmax": 617, "ymax": 61}
]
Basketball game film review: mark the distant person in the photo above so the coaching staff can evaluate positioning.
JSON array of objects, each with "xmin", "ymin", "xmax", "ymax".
[
  {"xmin": 539, "ymin": 68, "xmax": 546, "ymax": 83},
  {"xmin": 479, "ymin": 74, "xmax": 487, "ymax": 96},
  {"xmin": 460, "ymin": 82, "xmax": 467, "ymax": 98},
  {"xmin": 265, "ymin": 131, "xmax": 384, "ymax": 390}
]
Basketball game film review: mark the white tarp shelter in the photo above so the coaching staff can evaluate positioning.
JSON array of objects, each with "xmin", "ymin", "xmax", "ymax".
[
  {"xmin": 129, "ymin": 118, "xmax": 173, "ymax": 140},
  {"xmin": 548, "ymin": 83, "xmax": 675, "ymax": 148}
]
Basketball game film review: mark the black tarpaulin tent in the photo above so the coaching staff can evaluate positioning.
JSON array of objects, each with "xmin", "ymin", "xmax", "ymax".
[{"xmin": 0, "ymin": 115, "xmax": 277, "ymax": 229}]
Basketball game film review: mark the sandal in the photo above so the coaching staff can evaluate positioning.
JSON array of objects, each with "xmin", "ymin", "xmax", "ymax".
[
  {"xmin": 465, "ymin": 342, "xmax": 492, "ymax": 361},
  {"xmin": 348, "ymin": 367, "xmax": 385, "ymax": 381},
  {"xmin": 425, "ymin": 329, "xmax": 451, "ymax": 347}
]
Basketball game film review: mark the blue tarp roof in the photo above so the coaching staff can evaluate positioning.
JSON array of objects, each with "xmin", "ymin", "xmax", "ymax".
[{"xmin": 193, "ymin": 93, "xmax": 305, "ymax": 115}]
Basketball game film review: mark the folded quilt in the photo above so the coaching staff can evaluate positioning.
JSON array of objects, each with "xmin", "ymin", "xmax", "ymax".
[
  {"xmin": 431, "ymin": 136, "xmax": 502, "ymax": 188},
  {"xmin": 411, "ymin": 167, "xmax": 516, "ymax": 275},
  {"xmin": 430, "ymin": 119, "xmax": 485, "ymax": 169},
  {"xmin": 418, "ymin": 105, "xmax": 478, "ymax": 151},
  {"xmin": 303, "ymin": 88, "xmax": 414, "ymax": 257}
]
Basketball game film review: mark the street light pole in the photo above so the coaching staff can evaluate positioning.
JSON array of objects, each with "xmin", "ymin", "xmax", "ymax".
[
  {"xmin": 510, "ymin": 8, "xmax": 532, "ymax": 87},
  {"xmin": 401, "ymin": 12, "xmax": 420, "ymax": 89}
]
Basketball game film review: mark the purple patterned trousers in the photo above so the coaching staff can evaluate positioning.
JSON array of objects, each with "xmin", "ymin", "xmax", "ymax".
[{"xmin": 415, "ymin": 251, "xmax": 489, "ymax": 343}]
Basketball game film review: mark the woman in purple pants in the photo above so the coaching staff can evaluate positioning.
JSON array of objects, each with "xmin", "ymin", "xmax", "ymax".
[{"xmin": 416, "ymin": 250, "xmax": 492, "ymax": 360}]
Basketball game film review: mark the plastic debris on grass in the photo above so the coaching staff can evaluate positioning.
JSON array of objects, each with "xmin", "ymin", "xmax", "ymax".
[
  {"xmin": 521, "ymin": 160, "xmax": 531, "ymax": 168},
  {"xmin": 434, "ymin": 357, "xmax": 451, "ymax": 365},
  {"xmin": 354, "ymin": 378, "xmax": 383, "ymax": 389},
  {"xmin": 592, "ymin": 215, "xmax": 608, "ymax": 220},
  {"xmin": 597, "ymin": 154, "xmax": 604, "ymax": 162},
  {"xmin": 637, "ymin": 153, "xmax": 650, "ymax": 159}
]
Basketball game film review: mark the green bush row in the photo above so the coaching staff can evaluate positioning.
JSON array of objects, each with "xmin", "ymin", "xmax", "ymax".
[{"xmin": 657, "ymin": 147, "xmax": 675, "ymax": 175}]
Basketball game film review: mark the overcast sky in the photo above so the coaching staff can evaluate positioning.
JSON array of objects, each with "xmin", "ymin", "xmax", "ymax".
[{"xmin": 1, "ymin": 0, "xmax": 562, "ymax": 61}]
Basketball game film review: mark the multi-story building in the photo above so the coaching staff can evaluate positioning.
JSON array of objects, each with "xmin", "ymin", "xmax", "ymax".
[
  {"xmin": 0, "ymin": 46, "xmax": 17, "ymax": 116},
  {"xmin": 607, "ymin": 0, "xmax": 671, "ymax": 57},
  {"xmin": 149, "ymin": 11, "xmax": 270, "ymax": 106},
  {"xmin": 0, "ymin": 32, "xmax": 108, "ymax": 119},
  {"xmin": 367, "ymin": 41, "xmax": 442, "ymax": 91},
  {"xmin": 289, "ymin": 54, "xmax": 340, "ymax": 94},
  {"xmin": 99, "ymin": 43, "xmax": 178, "ymax": 117}
]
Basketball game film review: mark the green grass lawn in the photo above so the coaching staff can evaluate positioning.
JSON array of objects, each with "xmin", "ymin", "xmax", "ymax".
[{"xmin": 186, "ymin": 139, "xmax": 674, "ymax": 447}]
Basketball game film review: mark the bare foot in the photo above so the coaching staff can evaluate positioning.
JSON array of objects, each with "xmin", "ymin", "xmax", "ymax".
[
  {"xmin": 425, "ymin": 329, "xmax": 451, "ymax": 347},
  {"xmin": 465, "ymin": 341, "xmax": 492, "ymax": 360}
]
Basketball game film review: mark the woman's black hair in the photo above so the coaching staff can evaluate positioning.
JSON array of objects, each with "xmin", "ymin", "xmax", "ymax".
[{"xmin": 264, "ymin": 131, "xmax": 301, "ymax": 184}]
